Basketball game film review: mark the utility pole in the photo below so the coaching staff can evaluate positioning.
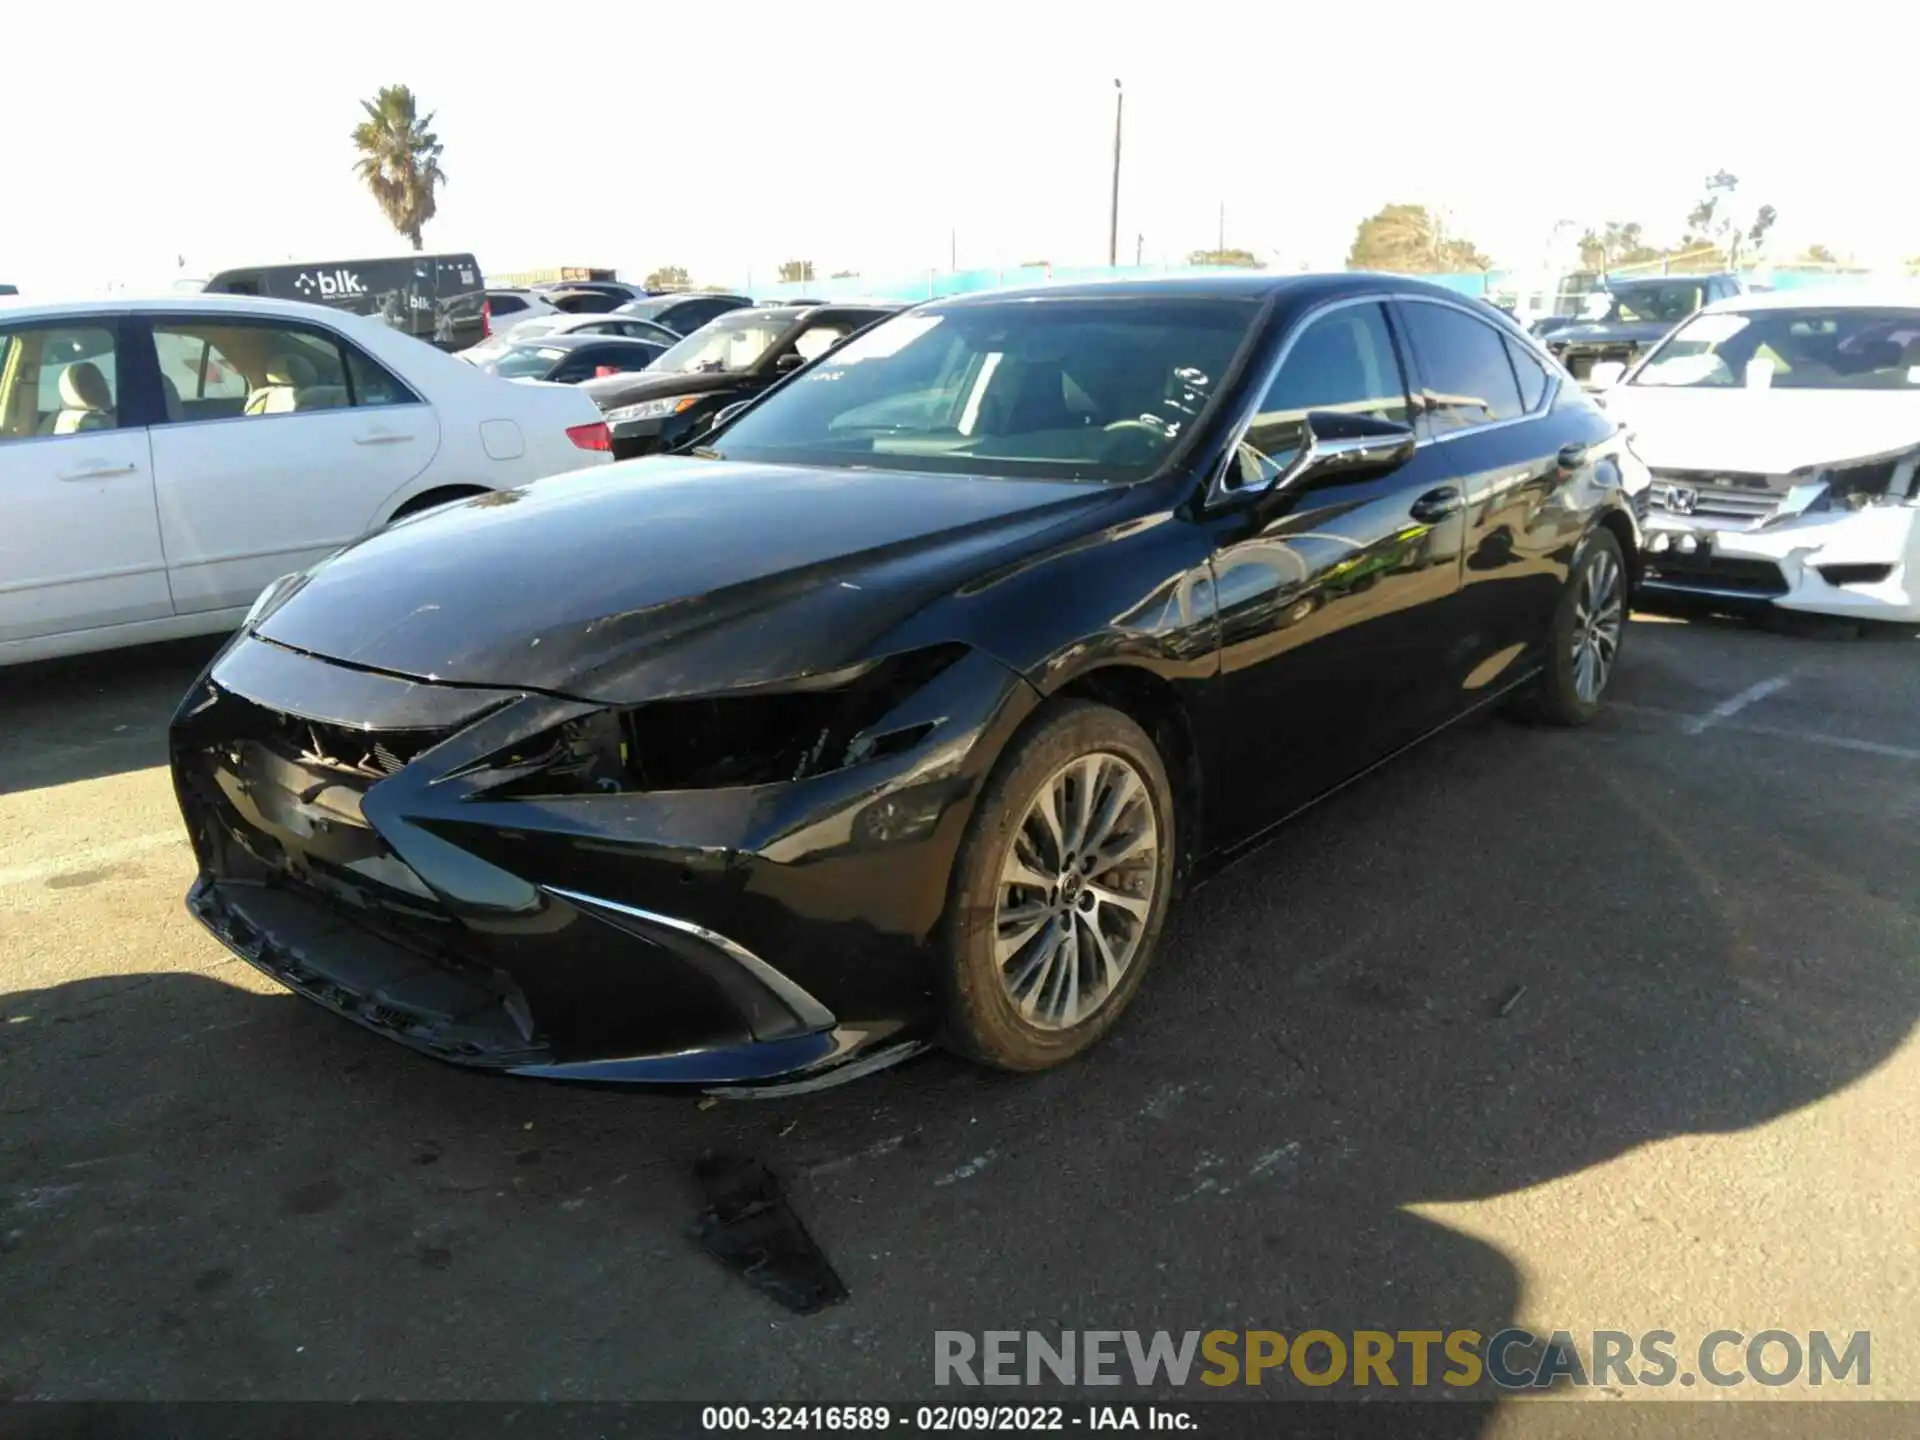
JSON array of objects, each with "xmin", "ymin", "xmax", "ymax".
[
  {"xmin": 1108, "ymin": 79, "xmax": 1123, "ymax": 267},
  {"xmin": 1218, "ymin": 202, "xmax": 1225, "ymax": 255},
  {"xmin": 950, "ymin": 228, "xmax": 957, "ymax": 272},
  {"xmin": 1136, "ymin": 233, "xmax": 1144, "ymax": 266}
]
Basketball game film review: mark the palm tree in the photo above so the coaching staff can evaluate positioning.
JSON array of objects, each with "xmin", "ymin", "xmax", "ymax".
[{"xmin": 350, "ymin": 86, "xmax": 446, "ymax": 251}]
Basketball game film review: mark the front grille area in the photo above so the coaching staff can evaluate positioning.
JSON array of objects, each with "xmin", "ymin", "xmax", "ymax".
[
  {"xmin": 1644, "ymin": 552, "xmax": 1788, "ymax": 596},
  {"xmin": 1554, "ymin": 343, "xmax": 1638, "ymax": 382},
  {"xmin": 175, "ymin": 680, "xmax": 759, "ymax": 1066},
  {"xmin": 1649, "ymin": 469, "xmax": 1784, "ymax": 524}
]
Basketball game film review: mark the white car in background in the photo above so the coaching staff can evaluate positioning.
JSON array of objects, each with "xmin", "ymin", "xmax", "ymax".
[
  {"xmin": 0, "ymin": 293, "xmax": 612, "ymax": 665},
  {"xmin": 1602, "ymin": 289, "xmax": 1920, "ymax": 625}
]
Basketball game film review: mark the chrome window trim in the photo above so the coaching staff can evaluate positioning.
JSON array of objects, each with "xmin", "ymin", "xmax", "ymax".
[{"xmin": 545, "ymin": 886, "xmax": 837, "ymax": 1033}]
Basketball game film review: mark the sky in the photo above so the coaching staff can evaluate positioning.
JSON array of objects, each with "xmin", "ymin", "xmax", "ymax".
[{"xmin": 10, "ymin": 0, "xmax": 1914, "ymax": 295}]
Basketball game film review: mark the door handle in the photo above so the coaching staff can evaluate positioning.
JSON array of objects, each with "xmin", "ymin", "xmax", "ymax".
[
  {"xmin": 1557, "ymin": 442, "xmax": 1589, "ymax": 469},
  {"xmin": 57, "ymin": 462, "xmax": 139, "ymax": 481},
  {"xmin": 1409, "ymin": 486, "xmax": 1464, "ymax": 523},
  {"xmin": 354, "ymin": 430, "xmax": 414, "ymax": 446}
]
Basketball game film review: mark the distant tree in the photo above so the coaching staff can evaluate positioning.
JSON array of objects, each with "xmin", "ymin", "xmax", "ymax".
[
  {"xmin": 1346, "ymin": 204, "xmax": 1491, "ymax": 273},
  {"xmin": 1682, "ymin": 171, "xmax": 1776, "ymax": 267},
  {"xmin": 830, "ymin": 269, "xmax": 859, "ymax": 279},
  {"xmin": 1798, "ymin": 243, "xmax": 1840, "ymax": 265},
  {"xmin": 1019, "ymin": 259, "xmax": 1052, "ymax": 269},
  {"xmin": 1187, "ymin": 247, "xmax": 1264, "ymax": 268},
  {"xmin": 644, "ymin": 266, "xmax": 689, "ymax": 290},
  {"xmin": 777, "ymin": 260, "xmax": 815, "ymax": 283},
  {"xmin": 1578, "ymin": 221, "xmax": 1665, "ymax": 272},
  {"xmin": 350, "ymin": 85, "xmax": 445, "ymax": 251}
]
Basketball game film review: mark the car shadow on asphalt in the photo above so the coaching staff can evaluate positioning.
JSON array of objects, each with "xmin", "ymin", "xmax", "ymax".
[
  {"xmin": 3, "ymin": 624, "xmax": 1917, "ymax": 1413},
  {"xmin": 1, "ymin": 636, "xmax": 226, "ymax": 796}
]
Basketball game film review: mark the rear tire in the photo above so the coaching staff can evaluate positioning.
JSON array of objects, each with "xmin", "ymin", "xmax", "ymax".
[
  {"xmin": 1513, "ymin": 528, "xmax": 1627, "ymax": 726},
  {"xmin": 939, "ymin": 701, "xmax": 1176, "ymax": 1072}
]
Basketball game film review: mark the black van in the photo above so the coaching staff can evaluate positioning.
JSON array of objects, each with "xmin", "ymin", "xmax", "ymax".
[{"xmin": 203, "ymin": 253, "xmax": 485, "ymax": 351}]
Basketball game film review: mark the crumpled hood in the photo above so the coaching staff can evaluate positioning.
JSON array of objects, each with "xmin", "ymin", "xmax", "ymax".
[
  {"xmin": 1609, "ymin": 387, "xmax": 1920, "ymax": 474},
  {"xmin": 256, "ymin": 458, "xmax": 1118, "ymax": 701}
]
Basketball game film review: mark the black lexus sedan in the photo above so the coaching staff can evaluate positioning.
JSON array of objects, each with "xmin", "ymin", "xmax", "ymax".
[
  {"xmin": 583, "ymin": 303, "xmax": 899, "ymax": 459},
  {"xmin": 474, "ymin": 332, "xmax": 667, "ymax": 384},
  {"xmin": 171, "ymin": 274, "xmax": 1641, "ymax": 1092}
]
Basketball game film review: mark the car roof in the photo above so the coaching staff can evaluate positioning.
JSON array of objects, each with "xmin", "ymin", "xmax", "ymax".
[
  {"xmin": 503, "ymin": 332, "xmax": 664, "ymax": 350},
  {"xmin": 927, "ymin": 272, "xmax": 1459, "ymax": 308},
  {"xmin": 1701, "ymin": 285, "xmax": 1920, "ymax": 314},
  {"xmin": 0, "ymin": 293, "xmax": 397, "ymax": 325}
]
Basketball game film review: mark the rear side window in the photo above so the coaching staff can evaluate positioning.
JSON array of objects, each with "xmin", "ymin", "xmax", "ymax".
[
  {"xmin": 490, "ymin": 294, "xmax": 528, "ymax": 316},
  {"xmin": 1399, "ymin": 301, "xmax": 1525, "ymax": 433},
  {"xmin": 148, "ymin": 318, "xmax": 415, "ymax": 421},
  {"xmin": 0, "ymin": 324, "xmax": 120, "ymax": 440},
  {"xmin": 1505, "ymin": 336, "xmax": 1551, "ymax": 412}
]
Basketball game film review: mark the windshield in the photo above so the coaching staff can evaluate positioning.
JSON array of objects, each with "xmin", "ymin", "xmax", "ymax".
[
  {"xmin": 1633, "ymin": 308, "xmax": 1920, "ymax": 391},
  {"xmin": 1593, "ymin": 282, "xmax": 1705, "ymax": 325},
  {"xmin": 653, "ymin": 315, "xmax": 791, "ymax": 375},
  {"xmin": 479, "ymin": 345, "xmax": 567, "ymax": 379},
  {"xmin": 707, "ymin": 296, "xmax": 1260, "ymax": 481}
]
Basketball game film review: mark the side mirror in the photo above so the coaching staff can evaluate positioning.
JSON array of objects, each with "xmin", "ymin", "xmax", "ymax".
[
  {"xmin": 712, "ymin": 399, "xmax": 751, "ymax": 430},
  {"xmin": 1587, "ymin": 360, "xmax": 1627, "ymax": 390},
  {"xmin": 1257, "ymin": 410, "xmax": 1416, "ymax": 511},
  {"xmin": 775, "ymin": 352, "xmax": 806, "ymax": 373}
]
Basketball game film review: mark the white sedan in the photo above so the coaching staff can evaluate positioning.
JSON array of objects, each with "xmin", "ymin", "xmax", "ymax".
[
  {"xmin": 1602, "ymin": 288, "xmax": 1920, "ymax": 625},
  {"xmin": 0, "ymin": 293, "xmax": 613, "ymax": 665}
]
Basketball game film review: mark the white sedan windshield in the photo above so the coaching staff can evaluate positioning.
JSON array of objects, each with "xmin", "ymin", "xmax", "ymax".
[{"xmin": 1636, "ymin": 308, "xmax": 1920, "ymax": 390}]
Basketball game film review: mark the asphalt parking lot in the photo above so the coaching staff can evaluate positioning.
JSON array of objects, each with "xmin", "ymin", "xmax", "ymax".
[{"xmin": 3, "ymin": 614, "xmax": 1917, "ymax": 1407}]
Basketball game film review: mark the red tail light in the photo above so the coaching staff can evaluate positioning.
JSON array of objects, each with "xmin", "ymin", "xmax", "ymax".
[
  {"xmin": 566, "ymin": 421, "xmax": 612, "ymax": 452},
  {"xmin": 480, "ymin": 298, "xmax": 492, "ymax": 337}
]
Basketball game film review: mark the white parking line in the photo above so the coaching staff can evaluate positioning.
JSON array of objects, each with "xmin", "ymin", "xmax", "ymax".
[
  {"xmin": 0, "ymin": 831, "xmax": 185, "ymax": 890},
  {"xmin": 1681, "ymin": 675, "xmax": 1791, "ymax": 735},
  {"xmin": 1613, "ymin": 702, "xmax": 1920, "ymax": 763}
]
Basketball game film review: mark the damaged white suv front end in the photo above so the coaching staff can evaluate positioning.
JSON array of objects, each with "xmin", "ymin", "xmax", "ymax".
[{"xmin": 1604, "ymin": 292, "xmax": 1920, "ymax": 624}]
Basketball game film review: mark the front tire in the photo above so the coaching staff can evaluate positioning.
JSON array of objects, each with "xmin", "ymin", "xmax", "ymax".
[
  {"xmin": 939, "ymin": 701, "xmax": 1176, "ymax": 1072},
  {"xmin": 1514, "ymin": 528, "xmax": 1627, "ymax": 726}
]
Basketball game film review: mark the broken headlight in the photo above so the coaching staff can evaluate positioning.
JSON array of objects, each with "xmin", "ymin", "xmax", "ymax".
[
  {"xmin": 1786, "ymin": 448, "xmax": 1920, "ymax": 515},
  {"xmin": 473, "ymin": 645, "xmax": 964, "ymax": 798}
]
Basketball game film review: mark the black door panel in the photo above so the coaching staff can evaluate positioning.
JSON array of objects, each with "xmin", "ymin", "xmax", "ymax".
[{"xmin": 1202, "ymin": 300, "xmax": 1466, "ymax": 845}]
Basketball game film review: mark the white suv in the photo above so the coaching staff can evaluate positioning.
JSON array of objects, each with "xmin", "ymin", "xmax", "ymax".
[{"xmin": 0, "ymin": 293, "xmax": 613, "ymax": 665}]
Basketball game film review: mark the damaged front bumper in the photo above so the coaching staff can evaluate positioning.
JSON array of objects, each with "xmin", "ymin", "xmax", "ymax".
[
  {"xmin": 170, "ymin": 632, "xmax": 1037, "ymax": 1090},
  {"xmin": 1638, "ymin": 453, "xmax": 1920, "ymax": 623}
]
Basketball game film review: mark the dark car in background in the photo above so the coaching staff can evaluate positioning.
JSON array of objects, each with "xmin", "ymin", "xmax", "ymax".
[
  {"xmin": 613, "ymin": 292, "xmax": 754, "ymax": 336},
  {"xmin": 474, "ymin": 332, "xmax": 666, "ymax": 384},
  {"xmin": 204, "ymin": 254, "xmax": 486, "ymax": 351},
  {"xmin": 1545, "ymin": 273, "xmax": 1744, "ymax": 384},
  {"xmin": 458, "ymin": 313, "xmax": 680, "ymax": 366},
  {"xmin": 172, "ymin": 273, "xmax": 1640, "ymax": 1093},
  {"xmin": 583, "ymin": 303, "xmax": 899, "ymax": 458},
  {"xmin": 543, "ymin": 287, "xmax": 627, "ymax": 315},
  {"xmin": 533, "ymin": 280, "xmax": 649, "ymax": 305}
]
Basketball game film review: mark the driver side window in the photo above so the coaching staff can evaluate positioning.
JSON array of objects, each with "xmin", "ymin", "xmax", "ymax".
[{"xmin": 1234, "ymin": 304, "xmax": 1408, "ymax": 487}]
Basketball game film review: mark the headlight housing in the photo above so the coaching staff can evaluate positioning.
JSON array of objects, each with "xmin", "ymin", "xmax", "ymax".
[
  {"xmin": 605, "ymin": 395, "xmax": 700, "ymax": 424},
  {"xmin": 469, "ymin": 645, "xmax": 966, "ymax": 798}
]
